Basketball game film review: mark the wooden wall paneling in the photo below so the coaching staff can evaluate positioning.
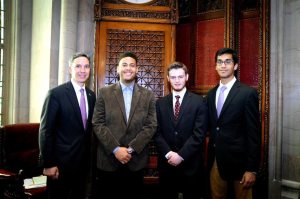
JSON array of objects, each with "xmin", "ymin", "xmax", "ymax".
[
  {"xmin": 176, "ymin": 23, "xmax": 191, "ymax": 80},
  {"xmin": 239, "ymin": 17, "xmax": 260, "ymax": 87},
  {"xmin": 195, "ymin": 19, "xmax": 225, "ymax": 94}
]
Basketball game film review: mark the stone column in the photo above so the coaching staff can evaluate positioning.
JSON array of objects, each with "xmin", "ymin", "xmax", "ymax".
[
  {"xmin": 269, "ymin": 0, "xmax": 300, "ymax": 198},
  {"xmin": 58, "ymin": 0, "xmax": 78, "ymax": 84}
]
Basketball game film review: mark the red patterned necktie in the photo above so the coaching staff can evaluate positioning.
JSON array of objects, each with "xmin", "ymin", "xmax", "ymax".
[{"xmin": 174, "ymin": 95, "xmax": 180, "ymax": 120}]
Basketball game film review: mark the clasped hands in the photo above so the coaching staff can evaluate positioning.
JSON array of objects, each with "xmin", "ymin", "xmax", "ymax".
[
  {"xmin": 166, "ymin": 151, "xmax": 183, "ymax": 166},
  {"xmin": 115, "ymin": 147, "xmax": 132, "ymax": 164}
]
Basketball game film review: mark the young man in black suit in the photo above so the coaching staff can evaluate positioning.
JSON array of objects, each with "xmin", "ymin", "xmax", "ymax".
[
  {"xmin": 206, "ymin": 48, "xmax": 261, "ymax": 199},
  {"xmin": 155, "ymin": 61, "xmax": 208, "ymax": 199},
  {"xmin": 39, "ymin": 53, "xmax": 96, "ymax": 199}
]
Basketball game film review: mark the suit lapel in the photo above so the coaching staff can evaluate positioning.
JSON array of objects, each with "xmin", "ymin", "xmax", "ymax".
[
  {"xmin": 166, "ymin": 94, "xmax": 174, "ymax": 122},
  {"xmin": 86, "ymin": 88, "xmax": 94, "ymax": 122},
  {"xmin": 211, "ymin": 86, "xmax": 218, "ymax": 119},
  {"xmin": 113, "ymin": 83, "xmax": 127, "ymax": 123},
  {"xmin": 65, "ymin": 82, "xmax": 83, "ymax": 127},
  {"xmin": 219, "ymin": 81, "xmax": 240, "ymax": 118},
  {"xmin": 176, "ymin": 91, "xmax": 189, "ymax": 122},
  {"xmin": 127, "ymin": 83, "xmax": 140, "ymax": 124}
]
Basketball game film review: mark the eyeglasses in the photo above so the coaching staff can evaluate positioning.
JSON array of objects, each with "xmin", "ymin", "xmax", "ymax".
[{"xmin": 216, "ymin": 59, "xmax": 234, "ymax": 66}]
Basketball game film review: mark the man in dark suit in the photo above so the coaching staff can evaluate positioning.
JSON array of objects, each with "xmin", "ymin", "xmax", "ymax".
[
  {"xmin": 92, "ymin": 52, "xmax": 157, "ymax": 199},
  {"xmin": 206, "ymin": 48, "xmax": 261, "ymax": 199},
  {"xmin": 39, "ymin": 53, "xmax": 96, "ymax": 199},
  {"xmin": 155, "ymin": 61, "xmax": 208, "ymax": 199}
]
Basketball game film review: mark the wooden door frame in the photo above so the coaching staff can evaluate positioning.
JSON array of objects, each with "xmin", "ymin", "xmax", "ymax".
[{"xmin": 94, "ymin": 21, "xmax": 176, "ymax": 95}]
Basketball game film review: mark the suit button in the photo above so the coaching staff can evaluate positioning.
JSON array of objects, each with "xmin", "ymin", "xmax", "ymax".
[
  {"xmin": 213, "ymin": 144, "xmax": 216, "ymax": 147},
  {"xmin": 174, "ymin": 131, "xmax": 178, "ymax": 135},
  {"xmin": 216, "ymin": 127, "xmax": 220, "ymax": 131}
]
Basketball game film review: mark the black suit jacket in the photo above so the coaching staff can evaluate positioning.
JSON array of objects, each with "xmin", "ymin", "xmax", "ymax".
[
  {"xmin": 39, "ymin": 81, "xmax": 96, "ymax": 174},
  {"xmin": 155, "ymin": 91, "xmax": 208, "ymax": 176},
  {"xmin": 206, "ymin": 81, "xmax": 261, "ymax": 180}
]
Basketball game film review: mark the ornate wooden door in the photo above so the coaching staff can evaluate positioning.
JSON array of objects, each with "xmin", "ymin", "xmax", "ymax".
[{"xmin": 94, "ymin": 21, "xmax": 175, "ymax": 98}]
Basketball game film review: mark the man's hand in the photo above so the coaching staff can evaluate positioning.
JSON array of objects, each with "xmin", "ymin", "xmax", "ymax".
[
  {"xmin": 114, "ymin": 147, "xmax": 132, "ymax": 164},
  {"xmin": 167, "ymin": 151, "xmax": 183, "ymax": 166},
  {"xmin": 240, "ymin": 171, "xmax": 256, "ymax": 188},
  {"xmin": 43, "ymin": 167, "xmax": 59, "ymax": 179}
]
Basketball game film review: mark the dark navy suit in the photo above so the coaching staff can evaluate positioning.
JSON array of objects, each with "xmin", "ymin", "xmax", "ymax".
[
  {"xmin": 39, "ymin": 81, "xmax": 96, "ymax": 199},
  {"xmin": 155, "ymin": 91, "xmax": 208, "ymax": 199},
  {"xmin": 206, "ymin": 81, "xmax": 261, "ymax": 181}
]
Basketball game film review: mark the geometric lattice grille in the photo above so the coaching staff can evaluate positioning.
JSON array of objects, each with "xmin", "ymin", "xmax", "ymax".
[{"xmin": 105, "ymin": 29, "xmax": 165, "ymax": 98}]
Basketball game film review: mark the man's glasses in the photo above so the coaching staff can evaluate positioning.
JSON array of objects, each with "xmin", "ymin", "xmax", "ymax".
[{"xmin": 216, "ymin": 59, "xmax": 234, "ymax": 66}]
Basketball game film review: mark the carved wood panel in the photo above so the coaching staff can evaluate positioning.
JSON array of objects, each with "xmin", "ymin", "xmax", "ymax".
[
  {"xmin": 104, "ymin": 29, "xmax": 165, "ymax": 98},
  {"xmin": 94, "ymin": 22, "xmax": 175, "ymax": 96}
]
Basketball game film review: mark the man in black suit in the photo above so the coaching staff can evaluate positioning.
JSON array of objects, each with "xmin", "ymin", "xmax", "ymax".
[
  {"xmin": 206, "ymin": 48, "xmax": 261, "ymax": 199},
  {"xmin": 155, "ymin": 61, "xmax": 208, "ymax": 199},
  {"xmin": 39, "ymin": 52, "xmax": 96, "ymax": 199}
]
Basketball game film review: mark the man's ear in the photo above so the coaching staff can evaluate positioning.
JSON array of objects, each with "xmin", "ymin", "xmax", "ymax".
[
  {"xmin": 68, "ymin": 66, "xmax": 72, "ymax": 74},
  {"xmin": 234, "ymin": 63, "xmax": 238, "ymax": 70}
]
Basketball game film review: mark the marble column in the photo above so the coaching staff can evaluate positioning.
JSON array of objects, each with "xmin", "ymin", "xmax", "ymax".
[
  {"xmin": 269, "ymin": 0, "xmax": 300, "ymax": 198},
  {"xmin": 58, "ymin": 0, "xmax": 78, "ymax": 84},
  {"xmin": 30, "ymin": 0, "xmax": 54, "ymax": 122}
]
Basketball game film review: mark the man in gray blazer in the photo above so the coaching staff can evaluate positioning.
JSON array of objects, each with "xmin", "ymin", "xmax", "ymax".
[{"xmin": 92, "ymin": 52, "xmax": 157, "ymax": 199}]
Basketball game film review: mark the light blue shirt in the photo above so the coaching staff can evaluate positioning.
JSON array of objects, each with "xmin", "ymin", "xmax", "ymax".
[
  {"xmin": 120, "ymin": 82, "xmax": 134, "ymax": 121},
  {"xmin": 112, "ymin": 82, "xmax": 134, "ymax": 154}
]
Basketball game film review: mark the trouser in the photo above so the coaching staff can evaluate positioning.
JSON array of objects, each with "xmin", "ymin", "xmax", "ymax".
[{"xmin": 210, "ymin": 160, "xmax": 252, "ymax": 199}]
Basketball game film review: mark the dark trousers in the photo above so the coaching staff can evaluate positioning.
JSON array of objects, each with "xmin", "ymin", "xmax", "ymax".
[
  {"xmin": 94, "ymin": 166, "xmax": 144, "ymax": 199},
  {"xmin": 159, "ymin": 167, "xmax": 204, "ymax": 199},
  {"xmin": 46, "ymin": 172, "xmax": 87, "ymax": 199}
]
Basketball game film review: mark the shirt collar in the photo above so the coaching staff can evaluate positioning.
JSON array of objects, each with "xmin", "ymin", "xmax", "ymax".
[
  {"xmin": 71, "ymin": 79, "xmax": 85, "ymax": 91},
  {"xmin": 172, "ymin": 87, "xmax": 187, "ymax": 99},
  {"xmin": 120, "ymin": 81, "xmax": 134, "ymax": 91},
  {"xmin": 219, "ymin": 76, "xmax": 236, "ymax": 91}
]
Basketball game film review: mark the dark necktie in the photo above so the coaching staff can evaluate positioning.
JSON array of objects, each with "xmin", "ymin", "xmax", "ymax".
[
  {"xmin": 216, "ymin": 86, "xmax": 227, "ymax": 117},
  {"xmin": 174, "ymin": 95, "xmax": 180, "ymax": 120},
  {"xmin": 80, "ymin": 89, "xmax": 87, "ymax": 129}
]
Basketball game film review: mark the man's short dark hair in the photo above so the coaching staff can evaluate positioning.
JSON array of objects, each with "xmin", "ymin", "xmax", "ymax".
[
  {"xmin": 118, "ymin": 51, "xmax": 138, "ymax": 63},
  {"xmin": 215, "ymin": 48, "xmax": 239, "ymax": 64},
  {"xmin": 69, "ymin": 52, "xmax": 91, "ymax": 66},
  {"xmin": 167, "ymin": 61, "xmax": 188, "ymax": 75}
]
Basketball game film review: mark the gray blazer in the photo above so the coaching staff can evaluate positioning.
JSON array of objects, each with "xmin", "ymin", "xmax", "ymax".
[{"xmin": 92, "ymin": 82, "xmax": 157, "ymax": 171}]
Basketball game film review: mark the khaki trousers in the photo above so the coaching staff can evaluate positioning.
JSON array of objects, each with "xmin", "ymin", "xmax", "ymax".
[{"xmin": 210, "ymin": 160, "xmax": 252, "ymax": 199}]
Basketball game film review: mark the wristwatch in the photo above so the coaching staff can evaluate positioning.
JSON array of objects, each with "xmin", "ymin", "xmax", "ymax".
[{"xmin": 127, "ymin": 147, "xmax": 134, "ymax": 154}]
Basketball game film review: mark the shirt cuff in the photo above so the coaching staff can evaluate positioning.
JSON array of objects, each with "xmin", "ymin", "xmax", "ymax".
[{"xmin": 113, "ymin": 146, "xmax": 120, "ymax": 154}]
